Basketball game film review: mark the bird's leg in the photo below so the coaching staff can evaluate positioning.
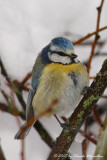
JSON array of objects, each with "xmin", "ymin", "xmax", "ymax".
[
  {"xmin": 81, "ymin": 86, "xmax": 94, "ymax": 95},
  {"xmin": 54, "ymin": 114, "xmax": 71, "ymax": 130}
]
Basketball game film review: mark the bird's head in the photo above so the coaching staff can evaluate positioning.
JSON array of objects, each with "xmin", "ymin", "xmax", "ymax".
[{"xmin": 41, "ymin": 37, "xmax": 79, "ymax": 65}]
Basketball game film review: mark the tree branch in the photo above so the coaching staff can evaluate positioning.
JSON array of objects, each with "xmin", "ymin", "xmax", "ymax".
[
  {"xmin": 48, "ymin": 59, "xmax": 107, "ymax": 160},
  {"xmin": 73, "ymin": 26, "xmax": 107, "ymax": 45}
]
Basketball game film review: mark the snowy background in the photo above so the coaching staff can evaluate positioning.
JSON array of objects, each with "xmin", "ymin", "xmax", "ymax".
[{"xmin": 0, "ymin": 0, "xmax": 107, "ymax": 160}]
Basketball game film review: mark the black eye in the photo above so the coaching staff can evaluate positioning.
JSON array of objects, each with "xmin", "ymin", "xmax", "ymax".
[
  {"xmin": 57, "ymin": 51, "xmax": 67, "ymax": 57},
  {"xmin": 50, "ymin": 50, "xmax": 67, "ymax": 57}
]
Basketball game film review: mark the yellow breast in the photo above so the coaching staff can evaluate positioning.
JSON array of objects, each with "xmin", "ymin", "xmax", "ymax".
[
  {"xmin": 32, "ymin": 62, "xmax": 88, "ymax": 117},
  {"xmin": 44, "ymin": 62, "xmax": 84, "ymax": 73}
]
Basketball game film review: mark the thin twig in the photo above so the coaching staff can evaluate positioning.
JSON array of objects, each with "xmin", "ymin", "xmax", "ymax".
[
  {"xmin": 21, "ymin": 140, "xmax": 25, "ymax": 160},
  {"xmin": 87, "ymin": 0, "xmax": 105, "ymax": 73},
  {"xmin": 0, "ymin": 58, "xmax": 11, "ymax": 83},
  {"xmin": 13, "ymin": 72, "xmax": 31, "ymax": 91},
  {"xmin": 73, "ymin": 40, "xmax": 105, "ymax": 46},
  {"xmin": 0, "ymin": 90, "xmax": 9, "ymax": 103},
  {"xmin": 0, "ymin": 102, "xmax": 54, "ymax": 149},
  {"xmin": 0, "ymin": 102, "xmax": 25, "ymax": 119},
  {"xmin": 82, "ymin": 139, "xmax": 87, "ymax": 160},
  {"xmin": 10, "ymin": 86, "xmax": 25, "ymax": 160},
  {"xmin": 18, "ymin": 99, "xmax": 58, "ymax": 139},
  {"xmin": 90, "ymin": 77, "xmax": 95, "ymax": 79},
  {"xmin": 73, "ymin": 26, "xmax": 107, "ymax": 45},
  {"xmin": 21, "ymin": 72, "xmax": 32, "ymax": 85},
  {"xmin": 88, "ymin": 103, "xmax": 107, "ymax": 126},
  {"xmin": 34, "ymin": 121, "xmax": 55, "ymax": 148},
  {"xmin": 13, "ymin": 80, "xmax": 29, "ymax": 91},
  {"xmin": 93, "ymin": 108, "xmax": 103, "ymax": 126},
  {"xmin": 0, "ymin": 58, "xmax": 26, "ymax": 110},
  {"xmin": 102, "ymin": 95, "xmax": 107, "ymax": 98},
  {"xmin": 80, "ymin": 130, "xmax": 97, "ymax": 145}
]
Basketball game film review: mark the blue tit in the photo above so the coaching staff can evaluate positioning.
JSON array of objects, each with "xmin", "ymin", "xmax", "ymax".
[{"xmin": 15, "ymin": 37, "xmax": 89, "ymax": 139}]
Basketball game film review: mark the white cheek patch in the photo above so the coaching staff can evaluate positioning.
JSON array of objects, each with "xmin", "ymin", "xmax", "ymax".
[{"xmin": 48, "ymin": 53, "xmax": 71, "ymax": 64}]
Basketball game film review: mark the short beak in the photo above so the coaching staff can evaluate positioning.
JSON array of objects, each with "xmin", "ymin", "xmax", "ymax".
[{"xmin": 71, "ymin": 54, "xmax": 78, "ymax": 59}]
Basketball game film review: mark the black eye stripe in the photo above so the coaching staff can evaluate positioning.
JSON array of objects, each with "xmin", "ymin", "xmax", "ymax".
[
  {"xmin": 50, "ymin": 51, "xmax": 67, "ymax": 57},
  {"xmin": 57, "ymin": 51, "xmax": 67, "ymax": 57}
]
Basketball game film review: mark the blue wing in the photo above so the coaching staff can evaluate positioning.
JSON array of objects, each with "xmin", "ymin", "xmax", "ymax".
[{"xmin": 26, "ymin": 55, "xmax": 46, "ymax": 122}]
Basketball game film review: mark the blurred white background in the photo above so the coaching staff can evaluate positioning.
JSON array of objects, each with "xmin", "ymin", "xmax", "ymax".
[{"xmin": 0, "ymin": 0, "xmax": 107, "ymax": 159}]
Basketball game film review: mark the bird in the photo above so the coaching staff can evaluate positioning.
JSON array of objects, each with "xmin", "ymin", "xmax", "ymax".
[{"xmin": 14, "ymin": 37, "xmax": 89, "ymax": 139}]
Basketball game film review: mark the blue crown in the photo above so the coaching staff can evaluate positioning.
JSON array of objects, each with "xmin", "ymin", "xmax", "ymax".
[
  {"xmin": 51, "ymin": 37, "xmax": 74, "ymax": 50},
  {"xmin": 41, "ymin": 37, "xmax": 74, "ymax": 64}
]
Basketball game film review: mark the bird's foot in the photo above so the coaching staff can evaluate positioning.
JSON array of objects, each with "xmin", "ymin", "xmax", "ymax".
[
  {"xmin": 54, "ymin": 114, "xmax": 71, "ymax": 130},
  {"xmin": 60, "ymin": 123, "xmax": 71, "ymax": 130},
  {"xmin": 81, "ymin": 86, "xmax": 94, "ymax": 95}
]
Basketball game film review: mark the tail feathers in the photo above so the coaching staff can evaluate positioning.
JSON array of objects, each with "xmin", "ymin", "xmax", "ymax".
[{"xmin": 14, "ymin": 122, "xmax": 32, "ymax": 140}]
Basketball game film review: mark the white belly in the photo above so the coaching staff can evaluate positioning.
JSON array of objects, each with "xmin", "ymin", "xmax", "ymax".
[{"xmin": 56, "ymin": 73, "xmax": 89, "ymax": 116}]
